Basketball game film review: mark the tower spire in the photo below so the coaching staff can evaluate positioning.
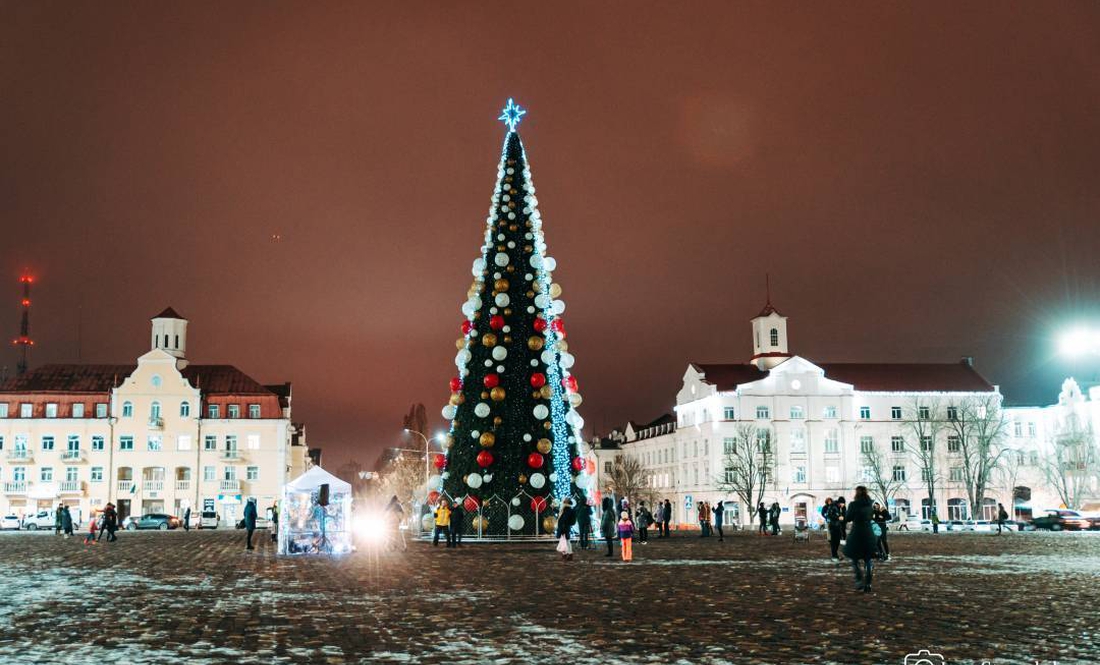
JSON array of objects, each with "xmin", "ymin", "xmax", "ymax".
[
  {"xmin": 13, "ymin": 273, "xmax": 34, "ymax": 376},
  {"xmin": 765, "ymin": 273, "xmax": 771, "ymax": 307}
]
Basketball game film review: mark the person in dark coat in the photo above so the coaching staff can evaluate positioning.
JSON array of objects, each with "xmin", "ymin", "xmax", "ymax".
[
  {"xmin": 662, "ymin": 499, "xmax": 672, "ymax": 537},
  {"xmin": 769, "ymin": 502, "xmax": 781, "ymax": 535},
  {"xmin": 576, "ymin": 500, "xmax": 593, "ymax": 550},
  {"xmin": 450, "ymin": 500, "xmax": 465, "ymax": 547},
  {"xmin": 872, "ymin": 502, "xmax": 891, "ymax": 560},
  {"xmin": 822, "ymin": 498, "xmax": 843, "ymax": 561},
  {"xmin": 55, "ymin": 504, "xmax": 64, "ymax": 536},
  {"xmin": 61, "ymin": 505, "xmax": 74, "ymax": 538},
  {"xmin": 635, "ymin": 501, "xmax": 652, "ymax": 544},
  {"xmin": 600, "ymin": 497, "xmax": 617, "ymax": 557},
  {"xmin": 243, "ymin": 498, "xmax": 258, "ymax": 551},
  {"xmin": 843, "ymin": 486, "xmax": 878, "ymax": 592},
  {"xmin": 757, "ymin": 502, "xmax": 768, "ymax": 535},
  {"xmin": 997, "ymin": 503, "xmax": 1009, "ymax": 534},
  {"xmin": 835, "ymin": 496, "xmax": 848, "ymax": 539},
  {"xmin": 555, "ymin": 499, "xmax": 577, "ymax": 561},
  {"xmin": 99, "ymin": 503, "xmax": 118, "ymax": 542},
  {"xmin": 713, "ymin": 500, "xmax": 725, "ymax": 541},
  {"xmin": 183, "ymin": 506, "xmax": 191, "ymax": 532}
]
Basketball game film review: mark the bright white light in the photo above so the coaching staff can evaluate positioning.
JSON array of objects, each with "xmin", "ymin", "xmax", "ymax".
[
  {"xmin": 1058, "ymin": 328, "xmax": 1100, "ymax": 357},
  {"xmin": 498, "ymin": 98, "xmax": 526, "ymax": 132},
  {"xmin": 354, "ymin": 513, "xmax": 390, "ymax": 546}
]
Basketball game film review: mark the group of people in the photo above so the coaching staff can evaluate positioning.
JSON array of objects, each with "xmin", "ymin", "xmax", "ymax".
[
  {"xmin": 80, "ymin": 502, "xmax": 119, "ymax": 544},
  {"xmin": 756, "ymin": 501, "xmax": 782, "ymax": 535},
  {"xmin": 53, "ymin": 503, "xmax": 75, "ymax": 538},
  {"xmin": 821, "ymin": 486, "xmax": 889, "ymax": 592},
  {"xmin": 694, "ymin": 500, "xmax": 725, "ymax": 540}
]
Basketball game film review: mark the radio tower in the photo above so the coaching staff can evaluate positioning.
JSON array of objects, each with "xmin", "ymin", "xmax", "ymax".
[{"xmin": 13, "ymin": 274, "xmax": 34, "ymax": 376}]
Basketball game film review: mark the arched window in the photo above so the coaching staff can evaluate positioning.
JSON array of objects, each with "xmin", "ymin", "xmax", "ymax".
[
  {"xmin": 150, "ymin": 401, "xmax": 161, "ymax": 420},
  {"xmin": 163, "ymin": 334, "xmax": 169, "ymax": 348},
  {"xmin": 122, "ymin": 401, "xmax": 133, "ymax": 418},
  {"xmin": 174, "ymin": 335, "xmax": 179, "ymax": 349},
  {"xmin": 180, "ymin": 401, "xmax": 191, "ymax": 418},
  {"xmin": 770, "ymin": 328, "xmax": 779, "ymax": 347}
]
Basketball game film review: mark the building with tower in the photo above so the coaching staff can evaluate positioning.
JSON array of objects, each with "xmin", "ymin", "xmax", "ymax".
[{"xmin": 0, "ymin": 308, "xmax": 312, "ymax": 526}]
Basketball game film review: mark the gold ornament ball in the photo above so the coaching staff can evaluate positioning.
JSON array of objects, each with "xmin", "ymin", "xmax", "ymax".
[
  {"xmin": 455, "ymin": 338, "xmax": 466, "ymax": 350},
  {"xmin": 503, "ymin": 308, "xmax": 513, "ymax": 316},
  {"xmin": 528, "ymin": 336, "xmax": 545, "ymax": 351},
  {"xmin": 543, "ymin": 421, "xmax": 552, "ymax": 430},
  {"xmin": 533, "ymin": 281, "xmax": 544, "ymax": 293},
  {"xmin": 549, "ymin": 283, "xmax": 562, "ymax": 299},
  {"xmin": 531, "ymin": 391, "xmax": 540, "ymax": 399},
  {"xmin": 490, "ymin": 386, "xmax": 506, "ymax": 402},
  {"xmin": 506, "ymin": 265, "xmax": 515, "ymax": 273},
  {"xmin": 536, "ymin": 438, "xmax": 552, "ymax": 454},
  {"xmin": 494, "ymin": 278, "xmax": 510, "ymax": 292},
  {"xmin": 482, "ymin": 333, "xmax": 497, "ymax": 347},
  {"xmin": 526, "ymin": 290, "xmax": 535, "ymax": 298},
  {"xmin": 509, "ymin": 224, "xmax": 519, "ymax": 231},
  {"xmin": 541, "ymin": 516, "xmax": 557, "ymax": 534},
  {"xmin": 503, "ymin": 335, "xmax": 513, "ymax": 344},
  {"xmin": 479, "ymin": 432, "xmax": 496, "ymax": 448},
  {"xmin": 558, "ymin": 340, "xmax": 569, "ymax": 352},
  {"xmin": 518, "ymin": 474, "xmax": 528, "ymax": 484},
  {"xmin": 481, "ymin": 391, "xmax": 490, "ymax": 399},
  {"xmin": 493, "ymin": 416, "xmax": 503, "ymax": 426},
  {"xmin": 539, "ymin": 385, "xmax": 553, "ymax": 399},
  {"xmin": 449, "ymin": 393, "xmax": 465, "ymax": 406},
  {"xmin": 524, "ymin": 245, "xmax": 533, "ymax": 252},
  {"xmin": 472, "ymin": 516, "xmax": 489, "ymax": 531}
]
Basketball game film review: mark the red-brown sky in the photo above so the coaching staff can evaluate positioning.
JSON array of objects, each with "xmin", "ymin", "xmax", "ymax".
[{"xmin": 2, "ymin": 3, "xmax": 1100, "ymax": 468}]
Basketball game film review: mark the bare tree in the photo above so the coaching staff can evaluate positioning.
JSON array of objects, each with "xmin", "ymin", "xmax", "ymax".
[
  {"xmin": 903, "ymin": 397, "xmax": 947, "ymax": 519},
  {"xmin": 1041, "ymin": 415, "xmax": 1099, "ymax": 510},
  {"xmin": 714, "ymin": 422, "xmax": 774, "ymax": 525},
  {"xmin": 603, "ymin": 454, "xmax": 658, "ymax": 508},
  {"xmin": 375, "ymin": 452, "xmax": 428, "ymax": 507},
  {"xmin": 996, "ymin": 447, "xmax": 1025, "ymax": 516},
  {"xmin": 947, "ymin": 394, "xmax": 1010, "ymax": 519},
  {"xmin": 861, "ymin": 440, "xmax": 906, "ymax": 508}
]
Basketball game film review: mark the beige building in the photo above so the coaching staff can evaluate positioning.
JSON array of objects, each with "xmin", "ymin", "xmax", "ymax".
[{"xmin": 0, "ymin": 308, "xmax": 311, "ymax": 526}]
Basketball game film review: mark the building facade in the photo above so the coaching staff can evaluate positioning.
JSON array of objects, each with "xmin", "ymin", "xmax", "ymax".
[
  {"xmin": 592, "ymin": 303, "xmax": 1091, "ymax": 526},
  {"xmin": 0, "ymin": 308, "xmax": 311, "ymax": 525}
]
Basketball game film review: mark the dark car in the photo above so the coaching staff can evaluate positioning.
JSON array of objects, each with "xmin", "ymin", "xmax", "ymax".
[
  {"xmin": 125, "ymin": 513, "xmax": 181, "ymax": 531},
  {"xmin": 1029, "ymin": 509, "xmax": 1091, "ymax": 531}
]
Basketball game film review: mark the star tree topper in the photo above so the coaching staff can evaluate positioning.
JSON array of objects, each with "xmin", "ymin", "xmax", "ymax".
[{"xmin": 498, "ymin": 98, "xmax": 526, "ymax": 132}]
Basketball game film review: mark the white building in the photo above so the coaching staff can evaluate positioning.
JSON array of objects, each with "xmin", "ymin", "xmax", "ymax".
[
  {"xmin": 592, "ymin": 300, "xmax": 1091, "ymax": 527},
  {"xmin": 0, "ymin": 308, "xmax": 312, "ymax": 525}
]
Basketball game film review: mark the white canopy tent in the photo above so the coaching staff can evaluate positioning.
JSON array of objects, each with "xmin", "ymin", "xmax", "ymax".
[{"xmin": 278, "ymin": 466, "xmax": 353, "ymax": 555}]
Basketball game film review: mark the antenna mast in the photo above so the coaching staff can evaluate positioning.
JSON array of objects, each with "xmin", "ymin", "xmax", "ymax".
[{"xmin": 14, "ymin": 274, "xmax": 34, "ymax": 375}]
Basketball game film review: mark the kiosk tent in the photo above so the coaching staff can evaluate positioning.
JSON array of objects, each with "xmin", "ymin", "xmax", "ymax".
[{"xmin": 278, "ymin": 466, "xmax": 353, "ymax": 555}]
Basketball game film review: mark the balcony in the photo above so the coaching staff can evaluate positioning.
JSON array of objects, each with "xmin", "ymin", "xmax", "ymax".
[
  {"xmin": 221, "ymin": 449, "xmax": 243, "ymax": 461},
  {"xmin": 175, "ymin": 480, "xmax": 191, "ymax": 492},
  {"xmin": 61, "ymin": 450, "xmax": 85, "ymax": 463},
  {"xmin": 2, "ymin": 481, "xmax": 27, "ymax": 494},
  {"xmin": 219, "ymin": 479, "xmax": 241, "ymax": 492},
  {"xmin": 117, "ymin": 480, "xmax": 133, "ymax": 493},
  {"xmin": 59, "ymin": 480, "xmax": 83, "ymax": 494},
  {"xmin": 143, "ymin": 480, "xmax": 164, "ymax": 492},
  {"xmin": 148, "ymin": 417, "xmax": 164, "ymax": 430},
  {"xmin": 6, "ymin": 449, "xmax": 32, "ymax": 462}
]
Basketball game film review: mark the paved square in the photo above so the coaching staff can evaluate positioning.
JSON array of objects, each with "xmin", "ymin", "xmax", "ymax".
[{"xmin": 0, "ymin": 528, "xmax": 1093, "ymax": 664}]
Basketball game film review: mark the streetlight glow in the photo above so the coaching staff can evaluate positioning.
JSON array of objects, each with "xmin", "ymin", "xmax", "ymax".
[{"xmin": 1058, "ymin": 328, "xmax": 1100, "ymax": 358}]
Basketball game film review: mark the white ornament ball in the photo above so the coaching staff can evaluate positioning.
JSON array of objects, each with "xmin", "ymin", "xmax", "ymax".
[
  {"xmin": 541, "ymin": 349, "xmax": 556, "ymax": 365},
  {"xmin": 533, "ymin": 404, "xmax": 549, "ymax": 420},
  {"xmin": 495, "ymin": 293, "xmax": 510, "ymax": 307},
  {"xmin": 523, "ymin": 434, "xmax": 532, "ymax": 442},
  {"xmin": 560, "ymin": 352, "xmax": 575, "ymax": 369},
  {"xmin": 502, "ymin": 325, "xmax": 511, "ymax": 333},
  {"xmin": 474, "ymin": 402, "xmax": 491, "ymax": 418},
  {"xmin": 527, "ymin": 306, "xmax": 535, "ymax": 313},
  {"xmin": 471, "ymin": 430, "xmax": 480, "ymax": 439},
  {"xmin": 569, "ymin": 393, "xmax": 583, "ymax": 407},
  {"xmin": 492, "ymin": 346, "xmax": 508, "ymax": 361},
  {"xmin": 442, "ymin": 405, "xmax": 457, "ymax": 419},
  {"xmin": 549, "ymin": 473, "xmax": 558, "ymax": 483},
  {"xmin": 530, "ymin": 359, "xmax": 539, "ymax": 367},
  {"xmin": 466, "ymin": 474, "xmax": 483, "ymax": 489},
  {"xmin": 544, "ymin": 257, "xmax": 557, "ymax": 271},
  {"xmin": 496, "ymin": 365, "xmax": 505, "ymax": 373},
  {"xmin": 511, "ymin": 497, "xmax": 521, "ymax": 506},
  {"xmin": 472, "ymin": 258, "xmax": 486, "ymax": 275},
  {"xmin": 529, "ymin": 473, "xmax": 546, "ymax": 489},
  {"xmin": 484, "ymin": 359, "xmax": 493, "ymax": 367},
  {"xmin": 534, "ymin": 294, "xmax": 550, "ymax": 309},
  {"xmin": 529, "ymin": 255, "xmax": 544, "ymax": 269},
  {"xmin": 494, "ymin": 252, "xmax": 510, "ymax": 267},
  {"xmin": 427, "ymin": 474, "xmax": 442, "ymax": 491},
  {"xmin": 551, "ymin": 300, "xmax": 566, "ymax": 315},
  {"xmin": 508, "ymin": 514, "xmax": 524, "ymax": 531}
]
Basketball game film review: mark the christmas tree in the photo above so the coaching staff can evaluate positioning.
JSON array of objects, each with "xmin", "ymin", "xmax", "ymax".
[{"xmin": 436, "ymin": 100, "xmax": 592, "ymax": 535}]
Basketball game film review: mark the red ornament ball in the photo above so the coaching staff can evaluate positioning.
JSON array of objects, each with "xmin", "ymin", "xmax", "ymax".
[
  {"xmin": 550, "ymin": 319, "xmax": 565, "ymax": 336},
  {"xmin": 483, "ymin": 373, "xmax": 500, "ymax": 389},
  {"xmin": 449, "ymin": 377, "xmax": 463, "ymax": 392},
  {"xmin": 427, "ymin": 490, "xmax": 440, "ymax": 505},
  {"xmin": 529, "ymin": 372, "xmax": 546, "ymax": 388},
  {"xmin": 489, "ymin": 315, "xmax": 505, "ymax": 330},
  {"xmin": 527, "ymin": 452, "xmax": 544, "ymax": 469},
  {"xmin": 562, "ymin": 376, "xmax": 579, "ymax": 392},
  {"xmin": 572, "ymin": 456, "xmax": 584, "ymax": 472},
  {"xmin": 463, "ymin": 496, "xmax": 480, "ymax": 512},
  {"xmin": 476, "ymin": 450, "xmax": 494, "ymax": 468},
  {"xmin": 533, "ymin": 317, "xmax": 548, "ymax": 332},
  {"xmin": 461, "ymin": 320, "xmax": 474, "ymax": 335},
  {"xmin": 433, "ymin": 453, "xmax": 446, "ymax": 470},
  {"xmin": 530, "ymin": 496, "xmax": 548, "ymax": 512}
]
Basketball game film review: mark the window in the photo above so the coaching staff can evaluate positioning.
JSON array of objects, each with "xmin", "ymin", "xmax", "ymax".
[
  {"xmin": 21, "ymin": 403, "xmax": 32, "ymax": 418},
  {"xmin": 246, "ymin": 466, "xmax": 259, "ymax": 481},
  {"xmin": 823, "ymin": 406, "xmax": 837, "ymax": 419},
  {"xmin": 0, "ymin": 403, "xmax": 7, "ymax": 418},
  {"xmin": 723, "ymin": 437, "xmax": 735, "ymax": 455},
  {"xmin": 227, "ymin": 404, "xmax": 240, "ymax": 419},
  {"xmin": 890, "ymin": 406, "xmax": 902, "ymax": 420},
  {"xmin": 41, "ymin": 467, "xmax": 53, "ymax": 482},
  {"xmin": 1014, "ymin": 422, "xmax": 1022, "ymax": 437},
  {"xmin": 790, "ymin": 406, "xmax": 804, "ymax": 420},
  {"xmin": 947, "ymin": 406, "xmax": 958, "ymax": 421},
  {"xmin": 1028, "ymin": 422, "xmax": 1036, "ymax": 437},
  {"xmin": 45, "ymin": 403, "xmax": 58, "ymax": 418},
  {"xmin": 177, "ymin": 435, "xmax": 191, "ymax": 451},
  {"xmin": 42, "ymin": 435, "xmax": 55, "ymax": 451},
  {"xmin": 724, "ymin": 467, "xmax": 735, "ymax": 483},
  {"xmin": 756, "ymin": 430, "xmax": 771, "ymax": 453},
  {"xmin": 860, "ymin": 465, "xmax": 875, "ymax": 482},
  {"xmin": 792, "ymin": 466, "xmax": 806, "ymax": 483},
  {"xmin": 891, "ymin": 436, "xmax": 905, "ymax": 453},
  {"xmin": 918, "ymin": 406, "xmax": 930, "ymax": 420},
  {"xmin": 249, "ymin": 404, "xmax": 261, "ymax": 419},
  {"xmin": 859, "ymin": 406, "xmax": 871, "ymax": 420},
  {"xmin": 770, "ymin": 328, "xmax": 779, "ymax": 347},
  {"xmin": 223, "ymin": 466, "xmax": 237, "ymax": 481},
  {"xmin": 825, "ymin": 465, "xmax": 840, "ymax": 483},
  {"xmin": 947, "ymin": 436, "xmax": 961, "ymax": 453},
  {"xmin": 15, "ymin": 435, "xmax": 27, "ymax": 451},
  {"xmin": 203, "ymin": 466, "xmax": 215, "ymax": 482},
  {"xmin": 723, "ymin": 407, "xmax": 735, "ymax": 420},
  {"xmin": 825, "ymin": 429, "xmax": 839, "ymax": 454},
  {"xmin": 920, "ymin": 436, "xmax": 932, "ymax": 452},
  {"xmin": 892, "ymin": 465, "xmax": 906, "ymax": 482},
  {"xmin": 226, "ymin": 435, "xmax": 238, "ymax": 451},
  {"xmin": 91, "ymin": 467, "xmax": 103, "ymax": 482},
  {"xmin": 208, "ymin": 404, "xmax": 220, "ymax": 419},
  {"xmin": 703, "ymin": 440, "xmax": 709, "ymax": 456},
  {"xmin": 72, "ymin": 403, "xmax": 85, "ymax": 418},
  {"xmin": 92, "ymin": 436, "xmax": 104, "ymax": 451},
  {"xmin": 180, "ymin": 401, "xmax": 191, "ymax": 418},
  {"xmin": 150, "ymin": 401, "xmax": 161, "ymax": 420},
  {"xmin": 0, "ymin": 436, "xmax": 3, "ymax": 450},
  {"xmin": 790, "ymin": 429, "xmax": 806, "ymax": 453},
  {"xmin": 12, "ymin": 467, "xmax": 25, "ymax": 481},
  {"xmin": 147, "ymin": 436, "xmax": 162, "ymax": 452},
  {"xmin": 120, "ymin": 436, "xmax": 134, "ymax": 451},
  {"xmin": 122, "ymin": 401, "xmax": 133, "ymax": 418},
  {"xmin": 66, "ymin": 467, "xmax": 78, "ymax": 482},
  {"xmin": 67, "ymin": 435, "xmax": 79, "ymax": 452},
  {"xmin": 922, "ymin": 468, "xmax": 933, "ymax": 482},
  {"xmin": 860, "ymin": 436, "xmax": 874, "ymax": 454},
  {"xmin": 756, "ymin": 406, "xmax": 770, "ymax": 419},
  {"xmin": 95, "ymin": 403, "xmax": 107, "ymax": 418},
  {"xmin": 204, "ymin": 435, "xmax": 217, "ymax": 451},
  {"xmin": 950, "ymin": 467, "xmax": 964, "ymax": 482}
]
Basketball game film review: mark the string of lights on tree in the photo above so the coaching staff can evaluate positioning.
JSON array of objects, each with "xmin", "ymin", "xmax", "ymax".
[{"xmin": 432, "ymin": 100, "xmax": 595, "ymax": 534}]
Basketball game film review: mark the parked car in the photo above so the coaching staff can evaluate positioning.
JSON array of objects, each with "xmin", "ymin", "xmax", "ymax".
[
  {"xmin": 1, "ymin": 515, "xmax": 21, "ymax": 530},
  {"xmin": 897, "ymin": 516, "xmax": 930, "ymax": 532},
  {"xmin": 125, "ymin": 513, "xmax": 181, "ymax": 530},
  {"xmin": 235, "ymin": 516, "xmax": 272, "ymax": 530},
  {"xmin": 945, "ymin": 519, "xmax": 967, "ymax": 531},
  {"xmin": 1030, "ymin": 509, "xmax": 1091, "ymax": 531},
  {"xmin": 199, "ymin": 511, "xmax": 220, "ymax": 529},
  {"xmin": 21, "ymin": 511, "xmax": 56, "ymax": 530}
]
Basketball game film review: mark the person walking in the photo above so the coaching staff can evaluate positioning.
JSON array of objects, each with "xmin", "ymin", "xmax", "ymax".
[
  {"xmin": 931, "ymin": 511, "xmax": 940, "ymax": 534},
  {"xmin": 843, "ymin": 486, "xmax": 879, "ymax": 592},
  {"xmin": 662, "ymin": 499, "xmax": 672, "ymax": 537},
  {"xmin": 757, "ymin": 502, "xmax": 768, "ymax": 535},
  {"xmin": 555, "ymin": 498, "xmax": 577, "ymax": 561},
  {"xmin": 697, "ymin": 501, "xmax": 706, "ymax": 536},
  {"xmin": 384, "ymin": 496, "xmax": 405, "ymax": 551},
  {"xmin": 823, "ymin": 498, "xmax": 843, "ymax": 561},
  {"xmin": 432, "ymin": 499, "xmax": 452, "ymax": 548},
  {"xmin": 450, "ymin": 499, "xmax": 464, "ymax": 547},
  {"xmin": 713, "ymin": 500, "xmax": 725, "ymax": 541},
  {"xmin": 769, "ymin": 502, "xmax": 781, "ymax": 536},
  {"xmin": 997, "ymin": 503, "xmax": 1009, "ymax": 534},
  {"xmin": 243, "ymin": 498, "xmax": 258, "ymax": 551},
  {"xmin": 270, "ymin": 502, "xmax": 279, "ymax": 543},
  {"xmin": 835, "ymin": 496, "xmax": 848, "ymax": 542},
  {"xmin": 704, "ymin": 502, "xmax": 714, "ymax": 537},
  {"xmin": 635, "ymin": 501, "xmax": 651, "ymax": 544},
  {"xmin": 83, "ymin": 511, "xmax": 99, "ymax": 545},
  {"xmin": 577, "ymin": 499, "xmax": 593, "ymax": 550},
  {"xmin": 617, "ymin": 511, "xmax": 635, "ymax": 562},
  {"xmin": 183, "ymin": 506, "xmax": 191, "ymax": 532},
  {"xmin": 872, "ymin": 502, "xmax": 891, "ymax": 561},
  {"xmin": 600, "ymin": 497, "xmax": 617, "ymax": 557},
  {"xmin": 61, "ymin": 505, "xmax": 74, "ymax": 538},
  {"xmin": 55, "ymin": 504, "xmax": 64, "ymax": 536},
  {"xmin": 99, "ymin": 503, "xmax": 118, "ymax": 542}
]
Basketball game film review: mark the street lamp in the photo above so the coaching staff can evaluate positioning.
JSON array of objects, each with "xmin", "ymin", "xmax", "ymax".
[
  {"xmin": 403, "ymin": 429, "xmax": 444, "ymax": 498},
  {"xmin": 1058, "ymin": 328, "xmax": 1100, "ymax": 358}
]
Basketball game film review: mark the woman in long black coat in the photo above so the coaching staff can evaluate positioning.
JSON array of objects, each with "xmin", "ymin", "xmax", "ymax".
[
  {"xmin": 600, "ymin": 497, "xmax": 617, "ymax": 557},
  {"xmin": 843, "ymin": 486, "xmax": 879, "ymax": 592}
]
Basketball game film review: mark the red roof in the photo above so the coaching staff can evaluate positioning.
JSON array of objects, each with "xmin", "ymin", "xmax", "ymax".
[
  {"xmin": 691, "ymin": 361, "xmax": 995, "ymax": 393},
  {"xmin": 756, "ymin": 302, "xmax": 782, "ymax": 317},
  {"xmin": 152, "ymin": 307, "xmax": 185, "ymax": 320},
  {"xmin": 0, "ymin": 364, "xmax": 277, "ymax": 396}
]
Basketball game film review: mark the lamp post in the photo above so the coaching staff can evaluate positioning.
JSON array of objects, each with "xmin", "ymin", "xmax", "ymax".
[{"xmin": 403, "ymin": 429, "xmax": 443, "ymax": 495}]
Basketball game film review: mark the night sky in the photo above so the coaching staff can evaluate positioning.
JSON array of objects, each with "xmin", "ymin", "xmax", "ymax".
[{"xmin": 3, "ymin": 3, "xmax": 1100, "ymax": 468}]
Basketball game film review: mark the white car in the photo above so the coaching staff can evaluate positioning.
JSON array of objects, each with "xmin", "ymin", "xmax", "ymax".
[
  {"xmin": 898, "ymin": 516, "xmax": 931, "ymax": 532},
  {"xmin": 1, "ymin": 515, "xmax": 21, "ymax": 530},
  {"xmin": 22, "ymin": 511, "xmax": 55, "ymax": 530},
  {"xmin": 199, "ymin": 511, "xmax": 220, "ymax": 529}
]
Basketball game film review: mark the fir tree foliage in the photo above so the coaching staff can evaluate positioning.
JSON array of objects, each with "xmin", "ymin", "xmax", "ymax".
[{"xmin": 438, "ymin": 102, "xmax": 591, "ymax": 524}]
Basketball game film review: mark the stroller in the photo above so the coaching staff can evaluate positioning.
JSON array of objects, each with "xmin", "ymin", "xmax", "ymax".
[{"xmin": 793, "ymin": 518, "xmax": 810, "ymax": 542}]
